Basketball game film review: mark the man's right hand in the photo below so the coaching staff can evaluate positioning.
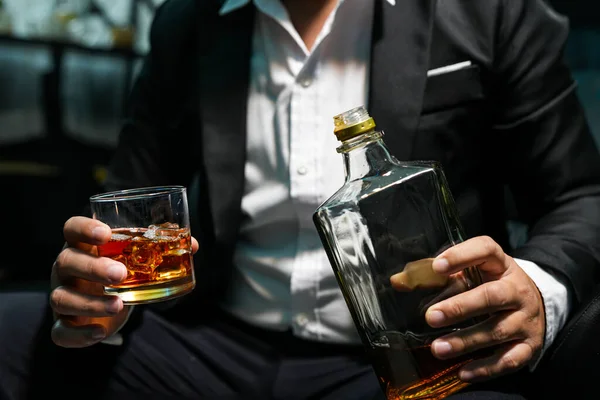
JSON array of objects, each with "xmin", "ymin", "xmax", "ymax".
[{"xmin": 50, "ymin": 216, "xmax": 129, "ymax": 348}]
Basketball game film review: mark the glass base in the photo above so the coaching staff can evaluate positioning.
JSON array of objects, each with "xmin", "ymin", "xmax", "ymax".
[{"xmin": 104, "ymin": 275, "xmax": 195, "ymax": 305}]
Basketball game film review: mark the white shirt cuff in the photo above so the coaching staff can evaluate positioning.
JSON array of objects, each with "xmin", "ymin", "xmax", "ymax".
[
  {"xmin": 101, "ymin": 306, "xmax": 135, "ymax": 346},
  {"xmin": 513, "ymin": 258, "xmax": 571, "ymax": 370}
]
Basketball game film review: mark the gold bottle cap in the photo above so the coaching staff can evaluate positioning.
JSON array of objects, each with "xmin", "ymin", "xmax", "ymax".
[{"xmin": 333, "ymin": 106, "xmax": 376, "ymax": 142}]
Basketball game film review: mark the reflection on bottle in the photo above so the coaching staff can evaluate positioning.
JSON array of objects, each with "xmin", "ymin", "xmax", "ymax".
[
  {"xmin": 334, "ymin": 208, "xmax": 386, "ymax": 332},
  {"xmin": 390, "ymin": 258, "xmax": 448, "ymax": 292}
]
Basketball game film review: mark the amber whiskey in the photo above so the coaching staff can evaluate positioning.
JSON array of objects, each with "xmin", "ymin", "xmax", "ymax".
[{"xmin": 98, "ymin": 223, "xmax": 195, "ymax": 304}]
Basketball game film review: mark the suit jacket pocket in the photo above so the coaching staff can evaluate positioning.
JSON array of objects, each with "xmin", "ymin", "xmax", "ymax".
[{"xmin": 422, "ymin": 64, "xmax": 484, "ymax": 114}]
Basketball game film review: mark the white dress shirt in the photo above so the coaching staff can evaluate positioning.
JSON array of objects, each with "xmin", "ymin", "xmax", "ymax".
[
  {"xmin": 219, "ymin": 0, "xmax": 372, "ymax": 345},
  {"xmin": 108, "ymin": 0, "xmax": 571, "ymax": 367}
]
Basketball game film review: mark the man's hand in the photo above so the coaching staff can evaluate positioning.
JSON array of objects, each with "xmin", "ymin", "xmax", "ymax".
[
  {"xmin": 425, "ymin": 236, "xmax": 545, "ymax": 382},
  {"xmin": 50, "ymin": 216, "xmax": 199, "ymax": 348}
]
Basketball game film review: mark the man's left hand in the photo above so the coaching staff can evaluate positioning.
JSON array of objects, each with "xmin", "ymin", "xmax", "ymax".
[{"xmin": 425, "ymin": 236, "xmax": 546, "ymax": 383}]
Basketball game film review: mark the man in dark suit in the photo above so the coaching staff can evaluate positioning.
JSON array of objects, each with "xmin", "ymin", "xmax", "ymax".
[{"xmin": 2, "ymin": 0, "xmax": 600, "ymax": 399}]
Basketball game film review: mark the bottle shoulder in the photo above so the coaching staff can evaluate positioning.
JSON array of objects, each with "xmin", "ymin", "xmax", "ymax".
[{"xmin": 317, "ymin": 163, "xmax": 436, "ymax": 213}]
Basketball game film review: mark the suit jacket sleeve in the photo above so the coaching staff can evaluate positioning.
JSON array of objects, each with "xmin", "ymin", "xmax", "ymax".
[
  {"xmin": 103, "ymin": 0, "xmax": 198, "ymax": 192},
  {"xmin": 493, "ymin": 0, "xmax": 600, "ymax": 305}
]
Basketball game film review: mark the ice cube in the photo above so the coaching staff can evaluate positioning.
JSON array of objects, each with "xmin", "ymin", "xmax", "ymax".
[
  {"xmin": 165, "ymin": 248, "xmax": 188, "ymax": 257},
  {"xmin": 148, "ymin": 222, "xmax": 183, "ymax": 240},
  {"xmin": 142, "ymin": 229, "xmax": 157, "ymax": 240},
  {"xmin": 129, "ymin": 242, "xmax": 162, "ymax": 274},
  {"xmin": 149, "ymin": 222, "xmax": 179, "ymax": 230},
  {"xmin": 110, "ymin": 233, "xmax": 132, "ymax": 241},
  {"xmin": 156, "ymin": 265, "xmax": 187, "ymax": 280}
]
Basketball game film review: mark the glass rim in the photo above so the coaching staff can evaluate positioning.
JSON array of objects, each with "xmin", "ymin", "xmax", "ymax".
[{"xmin": 90, "ymin": 186, "xmax": 186, "ymax": 203}]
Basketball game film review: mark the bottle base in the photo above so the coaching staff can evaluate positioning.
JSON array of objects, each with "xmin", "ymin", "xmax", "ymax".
[{"xmin": 386, "ymin": 361, "xmax": 470, "ymax": 400}]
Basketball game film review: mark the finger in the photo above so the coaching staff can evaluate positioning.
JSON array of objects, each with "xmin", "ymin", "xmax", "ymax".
[
  {"xmin": 418, "ymin": 275, "xmax": 472, "ymax": 314},
  {"xmin": 426, "ymin": 280, "xmax": 518, "ymax": 328},
  {"xmin": 63, "ymin": 216, "xmax": 112, "ymax": 247},
  {"xmin": 191, "ymin": 236, "xmax": 199, "ymax": 254},
  {"xmin": 458, "ymin": 342, "xmax": 533, "ymax": 383},
  {"xmin": 54, "ymin": 247, "xmax": 127, "ymax": 285},
  {"xmin": 51, "ymin": 319, "xmax": 107, "ymax": 348},
  {"xmin": 49, "ymin": 286, "xmax": 123, "ymax": 317},
  {"xmin": 431, "ymin": 312, "xmax": 525, "ymax": 360},
  {"xmin": 432, "ymin": 236, "xmax": 508, "ymax": 276}
]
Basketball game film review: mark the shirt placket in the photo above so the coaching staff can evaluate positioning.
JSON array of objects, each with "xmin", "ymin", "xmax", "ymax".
[
  {"xmin": 255, "ymin": 0, "xmax": 340, "ymax": 339},
  {"xmin": 288, "ymin": 55, "xmax": 323, "ymax": 337}
]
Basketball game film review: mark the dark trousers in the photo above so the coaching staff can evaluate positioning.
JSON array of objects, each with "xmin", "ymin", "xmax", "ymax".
[{"xmin": 0, "ymin": 292, "xmax": 529, "ymax": 400}]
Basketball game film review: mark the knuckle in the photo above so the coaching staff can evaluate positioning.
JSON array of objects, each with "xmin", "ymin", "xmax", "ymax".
[
  {"xmin": 50, "ymin": 321, "xmax": 74, "ymax": 348},
  {"xmin": 500, "ymin": 353, "xmax": 521, "ymax": 372},
  {"xmin": 484, "ymin": 283, "xmax": 510, "ymax": 309},
  {"xmin": 456, "ymin": 331, "xmax": 483, "ymax": 354},
  {"xmin": 50, "ymin": 326, "xmax": 63, "ymax": 346},
  {"xmin": 480, "ymin": 236, "xmax": 498, "ymax": 255},
  {"xmin": 525, "ymin": 340, "xmax": 540, "ymax": 359},
  {"xmin": 449, "ymin": 300, "xmax": 464, "ymax": 319},
  {"xmin": 517, "ymin": 283, "xmax": 538, "ymax": 311},
  {"xmin": 52, "ymin": 257, "xmax": 60, "ymax": 274},
  {"xmin": 49, "ymin": 288, "xmax": 66, "ymax": 312},
  {"xmin": 491, "ymin": 322, "xmax": 510, "ymax": 343},
  {"xmin": 455, "ymin": 334, "xmax": 471, "ymax": 353},
  {"xmin": 523, "ymin": 304, "xmax": 541, "ymax": 326},
  {"xmin": 517, "ymin": 283, "xmax": 532, "ymax": 301},
  {"xmin": 478, "ymin": 365, "xmax": 494, "ymax": 379},
  {"xmin": 83, "ymin": 257, "xmax": 98, "ymax": 279},
  {"xmin": 54, "ymin": 249, "xmax": 71, "ymax": 271},
  {"xmin": 63, "ymin": 217, "xmax": 77, "ymax": 235},
  {"xmin": 79, "ymin": 298, "xmax": 94, "ymax": 314}
]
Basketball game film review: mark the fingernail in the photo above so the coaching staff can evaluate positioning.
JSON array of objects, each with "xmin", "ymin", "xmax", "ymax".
[
  {"xmin": 427, "ymin": 309, "xmax": 446, "ymax": 326},
  {"xmin": 91, "ymin": 328, "xmax": 106, "ymax": 341},
  {"xmin": 107, "ymin": 264, "xmax": 127, "ymax": 282},
  {"xmin": 433, "ymin": 340, "xmax": 452, "ymax": 356},
  {"xmin": 92, "ymin": 225, "xmax": 110, "ymax": 241},
  {"xmin": 459, "ymin": 370, "xmax": 475, "ymax": 381},
  {"xmin": 105, "ymin": 298, "xmax": 122, "ymax": 315},
  {"xmin": 432, "ymin": 257, "xmax": 449, "ymax": 272}
]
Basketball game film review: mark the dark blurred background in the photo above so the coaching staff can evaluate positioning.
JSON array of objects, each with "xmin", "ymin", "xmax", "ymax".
[
  {"xmin": 0, "ymin": 0, "xmax": 597, "ymax": 288},
  {"xmin": 0, "ymin": 0, "xmax": 163, "ymax": 288}
]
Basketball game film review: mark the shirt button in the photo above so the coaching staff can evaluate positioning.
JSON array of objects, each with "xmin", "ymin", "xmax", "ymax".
[
  {"xmin": 295, "ymin": 313, "xmax": 309, "ymax": 327},
  {"xmin": 297, "ymin": 166, "xmax": 308, "ymax": 175},
  {"xmin": 299, "ymin": 77, "xmax": 312, "ymax": 88}
]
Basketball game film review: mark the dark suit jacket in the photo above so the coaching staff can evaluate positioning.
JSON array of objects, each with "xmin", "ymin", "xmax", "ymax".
[{"xmin": 104, "ymin": 0, "xmax": 600, "ymax": 316}]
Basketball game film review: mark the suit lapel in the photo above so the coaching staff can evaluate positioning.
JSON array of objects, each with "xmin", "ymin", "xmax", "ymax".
[
  {"xmin": 368, "ymin": 0, "xmax": 437, "ymax": 161},
  {"xmin": 198, "ymin": 3, "xmax": 255, "ymax": 246}
]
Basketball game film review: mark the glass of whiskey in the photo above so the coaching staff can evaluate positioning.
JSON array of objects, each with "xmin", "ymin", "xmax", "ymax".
[{"xmin": 90, "ymin": 186, "xmax": 196, "ymax": 305}]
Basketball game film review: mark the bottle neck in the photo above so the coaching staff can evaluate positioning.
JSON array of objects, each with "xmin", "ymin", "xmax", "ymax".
[{"xmin": 337, "ymin": 130, "xmax": 395, "ymax": 181}]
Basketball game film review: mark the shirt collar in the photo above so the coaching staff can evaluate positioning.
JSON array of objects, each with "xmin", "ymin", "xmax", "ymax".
[{"xmin": 219, "ymin": 0, "xmax": 395, "ymax": 16}]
